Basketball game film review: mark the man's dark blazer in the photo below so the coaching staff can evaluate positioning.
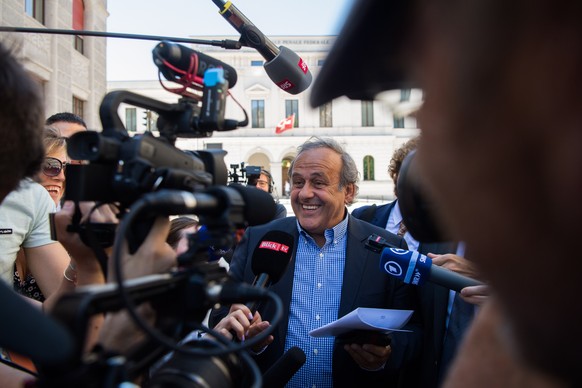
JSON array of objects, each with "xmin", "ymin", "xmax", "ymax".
[
  {"xmin": 352, "ymin": 201, "xmax": 457, "ymax": 388},
  {"xmin": 209, "ymin": 213, "xmax": 422, "ymax": 387}
]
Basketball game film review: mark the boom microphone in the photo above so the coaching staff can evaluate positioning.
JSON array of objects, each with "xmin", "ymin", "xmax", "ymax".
[
  {"xmin": 262, "ymin": 346, "xmax": 306, "ymax": 388},
  {"xmin": 247, "ymin": 230, "xmax": 294, "ymax": 314},
  {"xmin": 212, "ymin": 0, "xmax": 312, "ymax": 94},
  {"xmin": 379, "ymin": 247, "xmax": 483, "ymax": 292},
  {"xmin": 152, "ymin": 40, "xmax": 238, "ymax": 87}
]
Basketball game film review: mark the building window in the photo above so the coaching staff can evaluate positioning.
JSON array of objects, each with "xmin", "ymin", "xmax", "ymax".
[
  {"xmin": 285, "ymin": 100, "xmax": 299, "ymax": 127},
  {"xmin": 74, "ymin": 36, "xmax": 84, "ymax": 54},
  {"xmin": 319, "ymin": 102, "xmax": 333, "ymax": 127},
  {"xmin": 125, "ymin": 108, "xmax": 137, "ymax": 132},
  {"xmin": 317, "ymin": 59, "xmax": 325, "ymax": 66},
  {"xmin": 394, "ymin": 116, "xmax": 405, "ymax": 128},
  {"xmin": 205, "ymin": 143, "xmax": 223, "ymax": 150},
  {"xmin": 25, "ymin": 0, "xmax": 45, "ymax": 24},
  {"xmin": 363, "ymin": 156, "xmax": 375, "ymax": 181},
  {"xmin": 73, "ymin": 0, "xmax": 85, "ymax": 54},
  {"xmin": 251, "ymin": 100, "xmax": 265, "ymax": 128},
  {"xmin": 251, "ymin": 60, "xmax": 264, "ymax": 66},
  {"xmin": 361, "ymin": 101, "xmax": 374, "ymax": 127},
  {"xmin": 72, "ymin": 96, "xmax": 84, "ymax": 119},
  {"xmin": 400, "ymin": 89, "xmax": 411, "ymax": 102}
]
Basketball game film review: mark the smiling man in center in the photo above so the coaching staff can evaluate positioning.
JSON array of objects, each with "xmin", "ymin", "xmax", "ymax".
[{"xmin": 210, "ymin": 136, "xmax": 421, "ymax": 387}]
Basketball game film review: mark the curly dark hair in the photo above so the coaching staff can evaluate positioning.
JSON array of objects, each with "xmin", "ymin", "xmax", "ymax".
[{"xmin": 388, "ymin": 136, "xmax": 420, "ymax": 196}]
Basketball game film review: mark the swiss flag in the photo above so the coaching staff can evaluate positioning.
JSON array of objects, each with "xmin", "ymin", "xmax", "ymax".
[{"xmin": 275, "ymin": 113, "xmax": 295, "ymax": 134}]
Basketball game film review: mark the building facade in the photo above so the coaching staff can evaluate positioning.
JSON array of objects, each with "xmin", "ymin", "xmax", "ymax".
[
  {"xmin": 1, "ymin": 0, "xmax": 108, "ymax": 129},
  {"xmin": 108, "ymin": 35, "xmax": 421, "ymax": 201}
]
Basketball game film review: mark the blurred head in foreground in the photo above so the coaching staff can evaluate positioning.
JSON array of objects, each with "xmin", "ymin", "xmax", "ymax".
[{"xmin": 311, "ymin": 0, "xmax": 582, "ymax": 383}]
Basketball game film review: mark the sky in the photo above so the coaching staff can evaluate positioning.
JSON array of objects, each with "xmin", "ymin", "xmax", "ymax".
[{"xmin": 106, "ymin": 0, "xmax": 355, "ymax": 81}]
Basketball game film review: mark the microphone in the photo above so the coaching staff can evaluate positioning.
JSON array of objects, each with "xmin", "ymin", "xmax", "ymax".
[
  {"xmin": 262, "ymin": 346, "xmax": 306, "ymax": 388},
  {"xmin": 247, "ymin": 230, "xmax": 294, "ymax": 314},
  {"xmin": 379, "ymin": 248, "xmax": 483, "ymax": 292},
  {"xmin": 0, "ymin": 282, "xmax": 74, "ymax": 366},
  {"xmin": 139, "ymin": 184, "xmax": 276, "ymax": 227},
  {"xmin": 212, "ymin": 0, "xmax": 312, "ymax": 94},
  {"xmin": 152, "ymin": 40, "xmax": 238, "ymax": 87}
]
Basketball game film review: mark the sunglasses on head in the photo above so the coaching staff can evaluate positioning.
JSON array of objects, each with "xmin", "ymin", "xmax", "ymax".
[{"xmin": 42, "ymin": 157, "xmax": 68, "ymax": 177}]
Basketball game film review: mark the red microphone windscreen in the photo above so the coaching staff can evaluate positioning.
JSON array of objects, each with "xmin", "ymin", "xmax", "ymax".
[{"xmin": 251, "ymin": 230, "xmax": 294, "ymax": 284}]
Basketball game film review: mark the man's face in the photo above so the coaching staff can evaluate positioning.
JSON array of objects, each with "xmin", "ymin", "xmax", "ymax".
[
  {"xmin": 52, "ymin": 121, "xmax": 86, "ymax": 138},
  {"xmin": 254, "ymin": 173, "xmax": 270, "ymax": 192},
  {"xmin": 290, "ymin": 148, "xmax": 354, "ymax": 240}
]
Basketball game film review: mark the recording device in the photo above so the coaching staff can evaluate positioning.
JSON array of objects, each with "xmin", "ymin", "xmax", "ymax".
[
  {"xmin": 37, "ymin": 189, "xmax": 285, "ymax": 388},
  {"xmin": 153, "ymin": 40, "xmax": 238, "ymax": 88},
  {"xmin": 36, "ymin": 32, "xmax": 281, "ymax": 388},
  {"xmin": 227, "ymin": 162, "xmax": 262, "ymax": 186},
  {"xmin": 64, "ymin": 67, "xmax": 247, "ymax": 252},
  {"xmin": 212, "ymin": 0, "xmax": 313, "ymax": 94},
  {"xmin": 262, "ymin": 346, "xmax": 306, "ymax": 388},
  {"xmin": 366, "ymin": 234, "xmax": 483, "ymax": 292},
  {"xmin": 247, "ymin": 230, "xmax": 294, "ymax": 314}
]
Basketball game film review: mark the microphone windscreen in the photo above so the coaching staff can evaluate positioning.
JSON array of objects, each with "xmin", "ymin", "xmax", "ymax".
[
  {"xmin": 262, "ymin": 346, "xmax": 306, "ymax": 388},
  {"xmin": 379, "ymin": 247, "xmax": 431, "ymax": 285},
  {"xmin": 228, "ymin": 183, "xmax": 276, "ymax": 225},
  {"xmin": 264, "ymin": 46, "xmax": 313, "ymax": 95},
  {"xmin": 153, "ymin": 41, "xmax": 238, "ymax": 87},
  {"xmin": 251, "ymin": 230, "xmax": 294, "ymax": 284},
  {"xmin": 0, "ymin": 282, "xmax": 74, "ymax": 365}
]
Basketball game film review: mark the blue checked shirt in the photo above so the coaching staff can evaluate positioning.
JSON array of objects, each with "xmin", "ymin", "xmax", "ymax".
[{"xmin": 284, "ymin": 215, "xmax": 349, "ymax": 388}]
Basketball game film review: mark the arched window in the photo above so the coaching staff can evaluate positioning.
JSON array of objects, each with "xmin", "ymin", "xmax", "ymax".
[{"xmin": 363, "ymin": 155, "xmax": 375, "ymax": 181}]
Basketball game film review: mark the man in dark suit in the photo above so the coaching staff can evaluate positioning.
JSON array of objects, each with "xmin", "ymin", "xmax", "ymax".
[
  {"xmin": 210, "ymin": 137, "xmax": 421, "ymax": 387},
  {"xmin": 352, "ymin": 139, "xmax": 476, "ymax": 387}
]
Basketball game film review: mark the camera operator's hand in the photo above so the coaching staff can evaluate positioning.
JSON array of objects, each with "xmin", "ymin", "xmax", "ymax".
[
  {"xmin": 213, "ymin": 304, "xmax": 274, "ymax": 352},
  {"xmin": 108, "ymin": 215, "xmax": 176, "ymax": 280},
  {"xmin": 99, "ymin": 216, "xmax": 177, "ymax": 354},
  {"xmin": 47, "ymin": 200, "xmax": 120, "ymax": 351},
  {"xmin": 52, "ymin": 200, "xmax": 119, "ymax": 281}
]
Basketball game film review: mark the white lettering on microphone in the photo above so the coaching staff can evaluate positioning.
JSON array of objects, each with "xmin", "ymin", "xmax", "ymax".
[
  {"xmin": 297, "ymin": 58, "xmax": 309, "ymax": 74},
  {"xmin": 259, "ymin": 240, "xmax": 290, "ymax": 253},
  {"xmin": 412, "ymin": 269, "xmax": 421, "ymax": 285},
  {"xmin": 277, "ymin": 79, "xmax": 294, "ymax": 90}
]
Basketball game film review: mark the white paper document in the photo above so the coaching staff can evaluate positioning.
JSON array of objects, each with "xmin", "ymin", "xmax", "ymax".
[{"xmin": 309, "ymin": 308, "xmax": 414, "ymax": 337}]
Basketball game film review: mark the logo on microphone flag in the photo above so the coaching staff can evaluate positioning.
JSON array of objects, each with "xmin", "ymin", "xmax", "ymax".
[
  {"xmin": 275, "ymin": 113, "xmax": 295, "ymax": 134},
  {"xmin": 259, "ymin": 240, "xmax": 290, "ymax": 253}
]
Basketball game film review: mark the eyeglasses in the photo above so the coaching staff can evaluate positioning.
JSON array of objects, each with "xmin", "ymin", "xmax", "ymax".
[
  {"xmin": 42, "ymin": 157, "xmax": 68, "ymax": 177},
  {"xmin": 255, "ymin": 179, "xmax": 269, "ymax": 188}
]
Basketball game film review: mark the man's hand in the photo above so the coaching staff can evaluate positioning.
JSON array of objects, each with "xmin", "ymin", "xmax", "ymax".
[
  {"xmin": 460, "ymin": 284, "xmax": 489, "ymax": 306},
  {"xmin": 428, "ymin": 253, "xmax": 489, "ymax": 306},
  {"xmin": 344, "ymin": 343, "xmax": 392, "ymax": 371},
  {"xmin": 213, "ymin": 304, "xmax": 274, "ymax": 352},
  {"xmin": 428, "ymin": 253, "xmax": 479, "ymax": 279}
]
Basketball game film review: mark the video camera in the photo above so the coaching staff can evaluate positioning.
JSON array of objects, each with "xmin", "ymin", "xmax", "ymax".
[
  {"xmin": 38, "ymin": 42, "xmax": 280, "ymax": 388},
  {"xmin": 228, "ymin": 162, "xmax": 262, "ymax": 185}
]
